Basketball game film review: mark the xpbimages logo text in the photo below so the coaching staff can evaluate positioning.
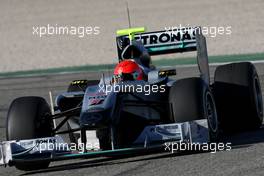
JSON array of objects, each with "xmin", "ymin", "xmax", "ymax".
[
  {"xmin": 164, "ymin": 24, "xmax": 232, "ymax": 38},
  {"xmin": 32, "ymin": 24, "xmax": 100, "ymax": 38},
  {"xmin": 38, "ymin": 141, "xmax": 100, "ymax": 154},
  {"xmin": 164, "ymin": 141, "xmax": 232, "ymax": 154},
  {"xmin": 98, "ymin": 83, "xmax": 166, "ymax": 95}
]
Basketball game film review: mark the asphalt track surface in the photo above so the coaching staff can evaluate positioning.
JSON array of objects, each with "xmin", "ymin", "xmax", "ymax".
[{"xmin": 0, "ymin": 63, "xmax": 264, "ymax": 176}]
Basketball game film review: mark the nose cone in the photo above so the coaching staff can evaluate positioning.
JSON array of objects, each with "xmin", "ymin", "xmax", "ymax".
[{"xmin": 80, "ymin": 107, "xmax": 110, "ymax": 129}]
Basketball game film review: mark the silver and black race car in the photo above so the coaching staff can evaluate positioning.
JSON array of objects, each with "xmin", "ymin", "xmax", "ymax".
[{"xmin": 0, "ymin": 27, "xmax": 263, "ymax": 171}]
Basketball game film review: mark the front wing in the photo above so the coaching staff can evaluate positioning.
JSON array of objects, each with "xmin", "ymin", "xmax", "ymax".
[{"xmin": 0, "ymin": 119, "xmax": 208, "ymax": 167}]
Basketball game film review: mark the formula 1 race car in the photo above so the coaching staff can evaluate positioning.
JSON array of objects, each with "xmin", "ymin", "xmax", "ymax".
[{"xmin": 0, "ymin": 27, "xmax": 263, "ymax": 171}]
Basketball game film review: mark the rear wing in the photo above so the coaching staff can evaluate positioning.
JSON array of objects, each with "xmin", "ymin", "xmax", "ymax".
[
  {"xmin": 116, "ymin": 27, "xmax": 198, "ymax": 57},
  {"xmin": 116, "ymin": 27, "xmax": 210, "ymax": 84}
]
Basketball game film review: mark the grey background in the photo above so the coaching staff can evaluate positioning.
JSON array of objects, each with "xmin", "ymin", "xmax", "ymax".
[{"xmin": 0, "ymin": 0, "xmax": 264, "ymax": 72}]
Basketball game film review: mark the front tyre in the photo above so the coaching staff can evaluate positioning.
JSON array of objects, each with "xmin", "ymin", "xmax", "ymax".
[
  {"xmin": 6, "ymin": 96, "xmax": 53, "ymax": 171},
  {"xmin": 169, "ymin": 78, "xmax": 219, "ymax": 142},
  {"xmin": 205, "ymin": 91, "xmax": 219, "ymax": 141}
]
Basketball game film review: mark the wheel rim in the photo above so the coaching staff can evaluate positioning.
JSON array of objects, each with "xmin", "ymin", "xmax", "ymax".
[
  {"xmin": 254, "ymin": 76, "xmax": 263, "ymax": 117},
  {"xmin": 206, "ymin": 92, "xmax": 218, "ymax": 133}
]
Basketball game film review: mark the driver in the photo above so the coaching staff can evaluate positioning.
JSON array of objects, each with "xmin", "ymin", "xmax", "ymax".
[{"xmin": 113, "ymin": 60, "xmax": 145, "ymax": 83}]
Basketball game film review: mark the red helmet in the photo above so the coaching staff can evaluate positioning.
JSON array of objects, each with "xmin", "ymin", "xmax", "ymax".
[{"xmin": 113, "ymin": 60, "xmax": 144, "ymax": 81}]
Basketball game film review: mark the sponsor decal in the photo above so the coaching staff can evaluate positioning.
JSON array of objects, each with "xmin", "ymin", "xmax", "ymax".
[
  {"xmin": 36, "ymin": 138, "xmax": 56, "ymax": 144},
  {"xmin": 134, "ymin": 29, "xmax": 196, "ymax": 46},
  {"xmin": 88, "ymin": 94, "xmax": 107, "ymax": 105},
  {"xmin": 117, "ymin": 28, "xmax": 196, "ymax": 50}
]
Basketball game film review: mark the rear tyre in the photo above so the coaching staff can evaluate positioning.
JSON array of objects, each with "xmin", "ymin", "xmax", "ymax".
[
  {"xmin": 213, "ymin": 62, "xmax": 263, "ymax": 132},
  {"xmin": 6, "ymin": 96, "xmax": 53, "ymax": 171},
  {"xmin": 169, "ymin": 78, "xmax": 219, "ymax": 142}
]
